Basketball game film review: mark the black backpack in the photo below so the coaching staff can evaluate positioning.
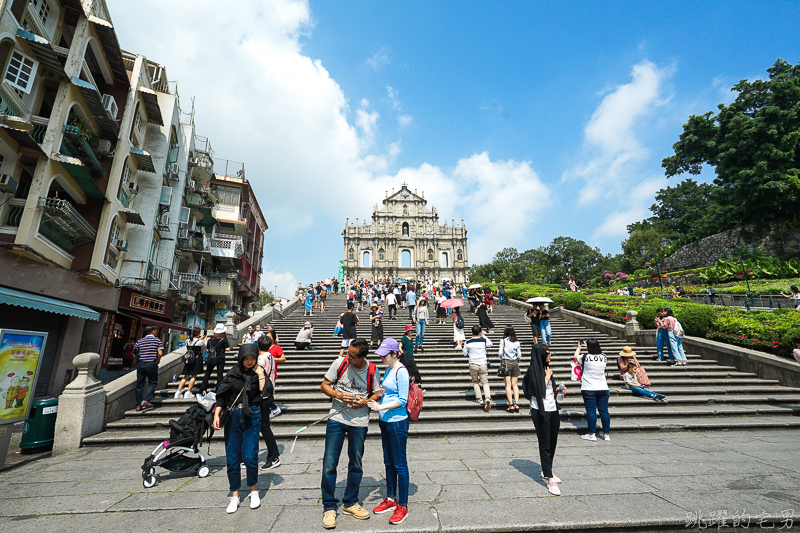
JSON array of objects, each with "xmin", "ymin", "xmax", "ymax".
[{"xmin": 456, "ymin": 315, "xmax": 464, "ymax": 329}]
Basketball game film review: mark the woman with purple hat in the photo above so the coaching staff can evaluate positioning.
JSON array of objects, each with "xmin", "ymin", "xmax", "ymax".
[{"xmin": 368, "ymin": 338, "xmax": 411, "ymax": 525}]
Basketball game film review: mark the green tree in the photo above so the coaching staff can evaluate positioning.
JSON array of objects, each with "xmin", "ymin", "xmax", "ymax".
[
  {"xmin": 662, "ymin": 58, "xmax": 800, "ymax": 229},
  {"xmin": 251, "ymin": 288, "xmax": 275, "ymax": 312},
  {"xmin": 648, "ymin": 178, "xmax": 722, "ymax": 238},
  {"xmin": 621, "ymin": 222, "xmax": 665, "ymax": 272}
]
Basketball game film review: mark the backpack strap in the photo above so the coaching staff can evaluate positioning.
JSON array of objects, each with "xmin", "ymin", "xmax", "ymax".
[
  {"xmin": 336, "ymin": 358, "xmax": 349, "ymax": 380},
  {"xmin": 336, "ymin": 358, "xmax": 378, "ymax": 397}
]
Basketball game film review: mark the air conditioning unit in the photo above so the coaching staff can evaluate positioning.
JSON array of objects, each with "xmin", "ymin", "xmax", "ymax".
[
  {"xmin": 101, "ymin": 94, "xmax": 118, "ymax": 120},
  {"xmin": 188, "ymin": 180, "xmax": 195, "ymax": 190},
  {"xmin": 128, "ymin": 183, "xmax": 139, "ymax": 194},
  {"xmin": 178, "ymin": 227, "xmax": 188, "ymax": 239},
  {"xmin": 159, "ymin": 213, "xmax": 170, "ymax": 229},
  {"xmin": 0, "ymin": 174, "xmax": 18, "ymax": 194},
  {"xmin": 169, "ymin": 164, "xmax": 179, "ymax": 181},
  {"xmin": 188, "ymin": 157, "xmax": 199, "ymax": 167},
  {"xmin": 114, "ymin": 239, "xmax": 128, "ymax": 251}
]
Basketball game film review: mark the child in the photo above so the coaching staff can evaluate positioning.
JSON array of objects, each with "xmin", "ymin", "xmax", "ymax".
[{"xmin": 624, "ymin": 362, "xmax": 667, "ymax": 402}]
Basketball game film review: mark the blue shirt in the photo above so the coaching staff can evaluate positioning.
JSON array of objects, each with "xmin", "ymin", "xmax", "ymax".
[
  {"xmin": 379, "ymin": 364, "xmax": 409, "ymax": 422},
  {"xmin": 407, "ymin": 291, "xmax": 416, "ymax": 306}
]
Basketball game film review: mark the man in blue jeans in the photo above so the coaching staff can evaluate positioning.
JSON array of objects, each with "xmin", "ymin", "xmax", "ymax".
[
  {"xmin": 134, "ymin": 326, "xmax": 164, "ymax": 411},
  {"xmin": 498, "ymin": 283, "xmax": 506, "ymax": 305},
  {"xmin": 319, "ymin": 339, "xmax": 382, "ymax": 530}
]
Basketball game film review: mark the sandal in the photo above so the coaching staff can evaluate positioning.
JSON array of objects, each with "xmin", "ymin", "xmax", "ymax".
[
  {"xmin": 513, "ymin": 404, "xmax": 520, "ymax": 413},
  {"xmin": 506, "ymin": 405, "xmax": 515, "ymax": 413}
]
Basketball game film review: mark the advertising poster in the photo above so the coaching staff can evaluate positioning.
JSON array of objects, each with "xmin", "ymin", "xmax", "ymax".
[
  {"xmin": 213, "ymin": 309, "xmax": 229, "ymax": 323},
  {"xmin": 0, "ymin": 330, "xmax": 47, "ymax": 425}
]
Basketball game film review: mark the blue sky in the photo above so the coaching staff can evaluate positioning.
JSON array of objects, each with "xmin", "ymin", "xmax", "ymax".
[{"xmin": 109, "ymin": 0, "xmax": 799, "ymax": 297}]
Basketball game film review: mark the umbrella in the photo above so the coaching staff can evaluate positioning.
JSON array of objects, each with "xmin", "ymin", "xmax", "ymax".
[
  {"xmin": 469, "ymin": 284, "xmax": 482, "ymax": 289},
  {"xmin": 324, "ymin": 279, "xmax": 331, "ymax": 284},
  {"xmin": 439, "ymin": 298, "xmax": 464, "ymax": 309},
  {"xmin": 526, "ymin": 297, "xmax": 554, "ymax": 304},
  {"xmin": 395, "ymin": 278, "xmax": 407, "ymax": 283}
]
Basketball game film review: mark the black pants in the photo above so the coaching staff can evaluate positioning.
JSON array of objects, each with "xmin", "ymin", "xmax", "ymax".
[
  {"xmin": 408, "ymin": 304, "xmax": 415, "ymax": 322},
  {"xmin": 294, "ymin": 342, "xmax": 311, "ymax": 350},
  {"xmin": 260, "ymin": 407, "xmax": 280, "ymax": 463},
  {"xmin": 531, "ymin": 409, "xmax": 560, "ymax": 479},
  {"xmin": 201, "ymin": 360, "xmax": 225, "ymax": 392},
  {"xmin": 388, "ymin": 304, "xmax": 396, "ymax": 318},
  {"xmin": 468, "ymin": 299, "xmax": 476, "ymax": 313}
]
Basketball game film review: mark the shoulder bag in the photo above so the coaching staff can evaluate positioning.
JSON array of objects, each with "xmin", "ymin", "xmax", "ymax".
[
  {"xmin": 218, "ymin": 386, "xmax": 245, "ymax": 427},
  {"xmin": 497, "ymin": 339, "xmax": 510, "ymax": 377}
]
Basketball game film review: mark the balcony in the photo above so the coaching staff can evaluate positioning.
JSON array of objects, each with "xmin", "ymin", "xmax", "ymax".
[
  {"xmin": 30, "ymin": 115, "xmax": 48, "ymax": 145},
  {"xmin": 0, "ymin": 83, "xmax": 30, "ymax": 119},
  {"xmin": 204, "ymin": 272, "xmax": 238, "ymax": 300},
  {"xmin": 210, "ymin": 235, "xmax": 244, "ymax": 259},
  {"xmin": 37, "ymin": 197, "xmax": 97, "ymax": 253},
  {"xmin": 211, "ymin": 202, "xmax": 241, "ymax": 221},
  {"xmin": 60, "ymin": 124, "xmax": 105, "ymax": 177}
]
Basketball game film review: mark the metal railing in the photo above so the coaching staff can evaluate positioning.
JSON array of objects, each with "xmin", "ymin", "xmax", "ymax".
[
  {"xmin": 209, "ymin": 235, "xmax": 244, "ymax": 257},
  {"xmin": 677, "ymin": 293, "xmax": 798, "ymax": 310},
  {"xmin": 213, "ymin": 159, "xmax": 245, "ymax": 180},
  {"xmin": 0, "ymin": 85, "xmax": 22, "ymax": 117},
  {"xmin": 30, "ymin": 115, "xmax": 49, "ymax": 144},
  {"xmin": 37, "ymin": 197, "xmax": 97, "ymax": 253},
  {"xmin": 61, "ymin": 124, "xmax": 105, "ymax": 177}
]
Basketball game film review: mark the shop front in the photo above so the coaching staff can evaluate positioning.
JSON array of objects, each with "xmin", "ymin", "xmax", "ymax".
[{"xmin": 100, "ymin": 288, "xmax": 190, "ymax": 382}]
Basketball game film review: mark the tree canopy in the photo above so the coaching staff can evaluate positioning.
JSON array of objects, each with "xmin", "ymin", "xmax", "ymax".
[{"xmin": 662, "ymin": 58, "xmax": 800, "ymax": 228}]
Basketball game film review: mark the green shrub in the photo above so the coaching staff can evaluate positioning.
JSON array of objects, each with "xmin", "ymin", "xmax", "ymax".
[{"xmin": 672, "ymin": 305, "xmax": 718, "ymax": 337}]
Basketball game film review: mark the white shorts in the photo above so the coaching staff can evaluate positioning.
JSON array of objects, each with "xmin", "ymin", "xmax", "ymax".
[{"xmin": 341, "ymin": 338, "xmax": 354, "ymax": 348}]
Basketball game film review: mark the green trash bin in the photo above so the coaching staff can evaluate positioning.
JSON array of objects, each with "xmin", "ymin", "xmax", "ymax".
[{"xmin": 20, "ymin": 396, "xmax": 59, "ymax": 450}]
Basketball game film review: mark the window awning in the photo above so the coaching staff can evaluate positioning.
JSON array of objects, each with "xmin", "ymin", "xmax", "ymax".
[
  {"xmin": 128, "ymin": 312, "xmax": 190, "ymax": 333},
  {"xmin": 0, "ymin": 121, "xmax": 45, "ymax": 155},
  {"xmin": 52, "ymin": 153, "xmax": 105, "ymax": 199},
  {"xmin": 138, "ymin": 88, "xmax": 163, "ymax": 126},
  {"xmin": 71, "ymin": 77, "xmax": 119, "ymax": 140},
  {"xmin": 130, "ymin": 146, "xmax": 155, "ymax": 173},
  {"xmin": 0, "ymin": 286, "xmax": 100, "ymax": 321},
  {"xmin": 88, "ymin": 16, "xmax": 129, "ymax": 87},
  {"xmin": 119, "ymin": 207, "xmax": 145, "ymax": 226},
  {"xmin": 15, "ymin": 29, "xmax": 67, "ymax": 80}
]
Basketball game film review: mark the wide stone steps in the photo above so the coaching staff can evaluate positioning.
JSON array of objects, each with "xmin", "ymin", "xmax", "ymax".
[{"xmin": 82, "ymin": 293, "xmax": 800, "ymax": 446}]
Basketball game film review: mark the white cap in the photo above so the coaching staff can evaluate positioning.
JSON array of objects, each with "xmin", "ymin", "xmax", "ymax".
[{"xmin": 214, "ymin": 323, "xmax": 226, "ymax": 334}]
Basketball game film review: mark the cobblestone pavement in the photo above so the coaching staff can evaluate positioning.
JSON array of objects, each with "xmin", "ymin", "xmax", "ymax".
[{"xmin": 1, "ymin": 429, "xmax": 799, "ymax": 532}]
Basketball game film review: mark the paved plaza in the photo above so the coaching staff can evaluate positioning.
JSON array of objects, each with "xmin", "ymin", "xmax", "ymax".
[{"xmin": 1, "ymin": 428, "xmax": 798, "ymax": 532}]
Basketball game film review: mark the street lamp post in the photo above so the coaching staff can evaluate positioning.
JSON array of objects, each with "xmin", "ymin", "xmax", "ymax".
[
  {"xmin": 727, "ymin": 244, "xmax": 755, "ymax": 308},
  {"xmin": 562, "ymin": 259, "xmax": 572, "ymax": 289},
  {"xmin": 640, "ymin": 238, "xmax": 670, "ymax": 299}
]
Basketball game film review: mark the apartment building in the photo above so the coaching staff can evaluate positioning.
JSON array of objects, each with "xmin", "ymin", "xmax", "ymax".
[{"xmin": 0, "ymin": 0, "xmax": 266, "ymax": 390}]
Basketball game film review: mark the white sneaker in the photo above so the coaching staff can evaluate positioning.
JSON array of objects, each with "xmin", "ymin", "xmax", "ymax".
[
  {"xmin": 603, "ymin": 434, "xmax": 611, "ymax": 442},
  {"xmin": 580, "ymin": 434, "xmax": 597, "ymax": 442},
  {"xmin": 174, "ymin": 389, "xmax": 184, "ymax": 399},
  {"xmin": 269, "ymin": 406, "xmax": 281, "ymax": 420},
  {"xmin": 183, "ymin": 391, "xmax": 195, "ymax": 399},
  {"xmin": 249, "ymin": 490, "xmax": 260, "ymax": 509},
  {"xmin": 226, "ymin": 496, "xmax": 240, "ymax": 514},
  {"xmin": 547, "ymin": 479, "xmax": 561, "ymax": 496},
  {"xmin": 541, "ymin": 472, "xmax": 562, "ymax": 483}
]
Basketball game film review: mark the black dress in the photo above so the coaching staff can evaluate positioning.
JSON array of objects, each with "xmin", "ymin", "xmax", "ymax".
[
  {"xmin": 476, "ymin": 303, "xmax": 494, "ymax": 330},
  {"xmin": 370, "ymin": 311, "xmax": 384, "ymax": 343},
  {"xmin": 182, "ymin": 339, "xmax": 205, "ymax": 376}
]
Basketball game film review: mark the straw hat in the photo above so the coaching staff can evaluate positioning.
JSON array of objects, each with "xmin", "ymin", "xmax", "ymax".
[
  {"xmin": 618, "ymin": 346, "xmax": 636, "ymax": 357},
  {"xmin": 304, "ymin": 321, "xmax": 312, "ymax": 328}
]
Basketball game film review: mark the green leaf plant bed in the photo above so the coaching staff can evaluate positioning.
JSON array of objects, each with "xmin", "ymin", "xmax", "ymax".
[{"xmin": 497, "ymin": 283, "xmax": 800, "ymax": 359}]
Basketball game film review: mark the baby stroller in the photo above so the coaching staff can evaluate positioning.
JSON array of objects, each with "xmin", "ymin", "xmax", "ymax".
[{"xmin": 141, "ymin": 396, "xmax": 215, "ymax": 488}]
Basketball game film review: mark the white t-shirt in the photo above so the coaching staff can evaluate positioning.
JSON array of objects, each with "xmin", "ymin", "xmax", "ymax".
[
  {"xmin": 531, "ymin": 380, "xmax": 558, "ymax": 412},
  {"xmin": 578, "ymin": 352, "xmax": 609, "ymax": 391},
  {"xmin": 498, "ymin": 338, "xmax": 521, "ymax": 360}
]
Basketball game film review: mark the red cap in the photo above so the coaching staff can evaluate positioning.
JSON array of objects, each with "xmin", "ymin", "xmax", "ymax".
[{"xmin": 405, "ymin": 324, "xmax": 415, "ymax": 332}]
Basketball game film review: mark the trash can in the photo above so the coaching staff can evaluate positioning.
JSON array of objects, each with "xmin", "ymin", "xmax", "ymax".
[{"xmin": 20, "ymin": 396, "xmax": 59, "ymax": 450}]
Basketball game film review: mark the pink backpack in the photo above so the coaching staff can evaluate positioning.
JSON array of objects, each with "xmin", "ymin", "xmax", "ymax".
[{"xmin": 407, "ymin": 375, "xmax": 424, "ymax": 421}]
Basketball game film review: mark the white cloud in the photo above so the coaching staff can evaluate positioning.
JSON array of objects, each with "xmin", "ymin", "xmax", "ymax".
[
  {"xmin": 591, "ymin": 177, "xmax": 664, "ymax": 241},
  {"xmin": 387, "ymin": 85, "xmax": 413, "ymax": 126},
  {"xmin": 563, "ymin": 60, "xmax": 672, "ymax": 205},
  {"xmin": 260, "ymin": 270, "xmax": 299, "ymax": 299},
  {"xmin": 107, "ymin": 1, "xmax": 550, "ymax": 278},
  {"xmin": 367, "ymin": 46, "xmax": 391, "ymax": 70}
]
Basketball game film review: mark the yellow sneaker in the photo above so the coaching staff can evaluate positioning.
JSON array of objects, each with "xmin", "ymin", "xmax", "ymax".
[
  {"xmin": 323, "ymin": 510, "xmax": 337, "ymax": 529},
  {"xmin": 342, "ymin": 503, "xmax": 370, "ymax": 520}
]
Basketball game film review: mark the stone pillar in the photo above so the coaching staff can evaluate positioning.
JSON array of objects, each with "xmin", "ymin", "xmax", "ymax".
[
  {"xmin": 225, "ymin": 311, "xmax": 236, "ymax": 338},
  {"xmin": 53, "ymin": 353, "xmax": 106, "ymax": 455},
  {"xmin": 624, "ymin": 310, "xmax": 640, "ymax": 342}
]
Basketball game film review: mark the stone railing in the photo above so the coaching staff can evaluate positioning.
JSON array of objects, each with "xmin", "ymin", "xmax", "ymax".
[
  {"xmin": 229, "ymin": 295, "xmax": 302, "ymax": 346},
  {"xmin": 53, "ymin": 346, "xmax": 187, "ymax": 454}
]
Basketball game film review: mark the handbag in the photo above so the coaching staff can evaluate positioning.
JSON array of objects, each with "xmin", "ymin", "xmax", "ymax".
[
  {"xmin": 218, "ymin": 386, "xmax": 245, "ymax": 427},
  {"xmin": 570, "ymin": 360, "xmax": 583, "ymax": 381},
  {"xmin": 497, "ymin": 339, "xmax": 510, "ymax": 377}
]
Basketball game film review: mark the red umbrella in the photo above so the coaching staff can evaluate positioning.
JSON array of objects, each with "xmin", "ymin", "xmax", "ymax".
[{"xmin": 439, "ymin": 298, "xmax": 464, "ymax": 309}]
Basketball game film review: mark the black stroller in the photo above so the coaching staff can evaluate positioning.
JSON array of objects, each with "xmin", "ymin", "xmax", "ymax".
[{"xmin": 141, "ymin": 402, "xmax": 215, "ymax": 488}]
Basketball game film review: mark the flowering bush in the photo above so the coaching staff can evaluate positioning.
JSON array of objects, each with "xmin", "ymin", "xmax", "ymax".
[{"xmin": 616, "ymin": 272, "xmax": 628, "ymax": 280}]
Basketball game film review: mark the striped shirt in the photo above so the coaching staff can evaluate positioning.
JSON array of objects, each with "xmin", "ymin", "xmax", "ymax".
[{"xmin": 135, "ymin": 335, "xmax": 163, "ymax": 363}]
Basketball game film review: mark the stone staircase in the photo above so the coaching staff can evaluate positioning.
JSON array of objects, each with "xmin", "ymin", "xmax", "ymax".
[{"xmin": 83, "ymin": 293, "xmax": 800, "ymax": 445}]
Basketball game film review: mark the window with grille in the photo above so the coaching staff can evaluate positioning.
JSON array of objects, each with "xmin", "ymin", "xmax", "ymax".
[
  {"xmin": 4, "ymin": 50, "xmax": 37, "ymax": 93},
  {"xmin": 37, "ymin": 0, "xmax": 49, "ymax": 25},
  {"xmin": 134, "ymin": 111, "xmax": 143, "ymax": 133},
  {"xmin": 104, "ymin": 219, "xmax": 120, "ymax": 268},
  {"xmin": 122, "ymin": 164, "xmax": 132, "ymax": 185}
]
